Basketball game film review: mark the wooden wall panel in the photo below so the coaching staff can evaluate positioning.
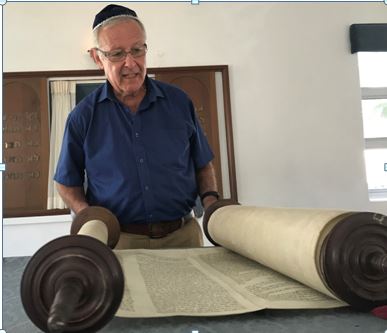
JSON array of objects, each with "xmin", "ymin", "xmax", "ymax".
[{"xmin": 3, "ymin": 78, "xmax": 50, "ymax": 217}]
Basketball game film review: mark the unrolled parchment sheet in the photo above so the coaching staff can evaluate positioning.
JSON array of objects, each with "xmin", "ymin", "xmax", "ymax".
[{"xmin": 113, "ymin": 246, "xmax": 344, "ymax": 318}]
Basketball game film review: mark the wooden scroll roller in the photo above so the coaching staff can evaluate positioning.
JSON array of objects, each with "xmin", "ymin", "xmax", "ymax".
[
  {"xmin": 20, "ymin": 207, "xmax": 124, "ymax": 333},
  {"xmin": 203, "ymin": 200, "xmax": 387, "ymax": 312}
]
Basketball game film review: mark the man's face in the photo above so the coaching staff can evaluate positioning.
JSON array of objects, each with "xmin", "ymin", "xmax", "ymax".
[{"xmin": 93, "ymin": 20, "xmax": 147, "ymax": 99}]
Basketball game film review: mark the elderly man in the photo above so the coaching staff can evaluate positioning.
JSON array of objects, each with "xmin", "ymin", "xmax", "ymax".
[{"xmin": 54, "ymin": 4, "xmax": 219, "ymax": 249}]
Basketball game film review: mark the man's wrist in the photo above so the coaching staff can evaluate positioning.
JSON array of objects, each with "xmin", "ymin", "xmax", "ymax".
[
  {"xmin": 201, "ymin": 195, "xmax": 218, "ymax": 210},
  {"xmin": 200, "ymin": 191, "xmax": 219, "ymax": 205},
  {"xmin": 73, "ymin": 202, "xmax": 89, "ymax": 215}
]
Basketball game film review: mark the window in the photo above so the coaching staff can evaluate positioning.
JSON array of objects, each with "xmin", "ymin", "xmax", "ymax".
[{"xmin": 358, "ymin": 52, "xmax": 387, "ymax": 201}]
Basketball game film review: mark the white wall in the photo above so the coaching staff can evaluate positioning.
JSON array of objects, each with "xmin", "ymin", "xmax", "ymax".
[
  {"xmin": 3, "ymin": 2, "xmax": 387, "ymax": 256},
  {"xmin": 4, "ymin": 215, "xmax": 72, "ymax": 257}
]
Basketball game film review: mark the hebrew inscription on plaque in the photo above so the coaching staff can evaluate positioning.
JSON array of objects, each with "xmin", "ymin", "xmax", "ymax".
[{"xmin": 3, "ymin": 78, "xmax": 49, "ymax": 217}]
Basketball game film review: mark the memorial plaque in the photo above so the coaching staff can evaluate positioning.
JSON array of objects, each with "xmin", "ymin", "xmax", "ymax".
[{"xmin": 3, "ymin": 78, "xmax": 50, "ymax": 217}]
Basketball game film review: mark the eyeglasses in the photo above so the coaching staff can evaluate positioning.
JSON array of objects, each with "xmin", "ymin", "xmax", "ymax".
[{"xmin": 96, "ymin": 43, "xmax": 147, "ymax": 62}]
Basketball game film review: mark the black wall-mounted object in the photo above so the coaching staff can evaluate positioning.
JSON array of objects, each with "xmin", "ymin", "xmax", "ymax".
[{"xmin": 350, "ymin": 24, "xmax": 387, "ymax": 53}]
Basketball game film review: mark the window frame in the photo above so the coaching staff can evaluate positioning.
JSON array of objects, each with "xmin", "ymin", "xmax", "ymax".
[{"xmin": 361, "ymin": 86, "xmax": 387, "ymax": 201}]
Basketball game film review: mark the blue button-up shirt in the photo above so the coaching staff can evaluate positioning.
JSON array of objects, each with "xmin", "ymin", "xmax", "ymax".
[{"xmin": 54, "ymin": 77, "xmax": 214, "ymax": 225}]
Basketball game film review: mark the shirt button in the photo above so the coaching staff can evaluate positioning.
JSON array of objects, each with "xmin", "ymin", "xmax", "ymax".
[
  {"xmin": 139, "ymin": 158, "xmax": 144, "ymax": 163},
  {"xmin": 135, "ymin": 132, "xmax": 139, "ymax": 138},
  {"xmin": 145, "ymin": 185, "xmax": 149, "ymax": 191}
]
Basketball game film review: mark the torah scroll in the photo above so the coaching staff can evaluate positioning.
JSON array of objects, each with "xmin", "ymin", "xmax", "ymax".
[
  {"xmin": 114, "ymin": 201, "xmax": 387, "ymax": 318},
  {"xmin": 21, "ymin": 203, "xmax": 387, "ymax": 330}
]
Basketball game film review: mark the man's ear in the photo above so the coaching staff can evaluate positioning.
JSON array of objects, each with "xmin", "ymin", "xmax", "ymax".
[{"xmin": 89, "ymin": 48, "xmax": 104, "ymax": 70}]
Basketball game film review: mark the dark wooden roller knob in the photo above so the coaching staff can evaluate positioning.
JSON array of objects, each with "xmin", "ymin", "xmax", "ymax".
[
  {"xmin": 47, "ymin": 278, "xmax": 84, "ymax": 332},
  {"xmin": 322, "ymin": 212, "xmax": 387, "ymax": 310},
  {"xmin": 21, "ymin": 234, "xmax": 124, "ymax": 333}
]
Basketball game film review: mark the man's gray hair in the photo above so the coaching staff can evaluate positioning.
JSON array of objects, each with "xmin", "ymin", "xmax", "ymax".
[{"xmin": 93, "ymin": 15, "xmax": 147, "ymax": 48}]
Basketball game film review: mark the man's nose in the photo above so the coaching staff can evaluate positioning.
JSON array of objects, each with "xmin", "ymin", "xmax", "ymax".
[{"xmin": 123, "ymin": 53, "xmax": 137, "ymax": 67}]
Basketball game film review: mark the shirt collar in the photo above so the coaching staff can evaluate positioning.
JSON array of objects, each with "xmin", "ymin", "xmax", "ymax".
[
  {"xmin": 97, "ymin": 75, "xmax": 164, "ymax": 104},
  {"xmin": 97, "ymin": 80, "xmax": 115, "ymax": 103},
  {"xmin": 145, "ymin": 75, "xmax": 164, "ymax": 102}
]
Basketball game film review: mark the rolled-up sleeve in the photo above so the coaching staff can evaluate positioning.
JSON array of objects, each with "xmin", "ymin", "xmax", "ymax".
[{"xmin": 54, "ymin": 112, "xmax": 86, "ymax": 187}]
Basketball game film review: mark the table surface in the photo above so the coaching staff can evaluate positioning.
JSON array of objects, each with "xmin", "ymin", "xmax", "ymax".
[{"xmin": 4, "ymin": 256, "xmax": 387, "ymax": 333}]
